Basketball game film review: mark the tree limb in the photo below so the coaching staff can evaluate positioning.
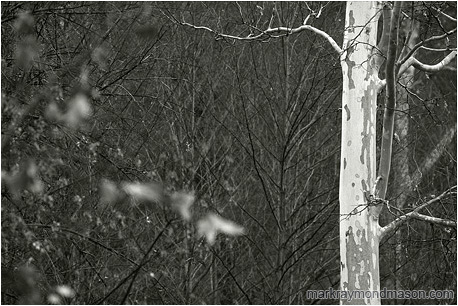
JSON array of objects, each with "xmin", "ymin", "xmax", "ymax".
[
  {"xmin": 398, "ymin": 50, "xmax": 457, "ymax": 76},
  {"xmin": 378, "ymin": 49, "xmax": 457, "ymax": 91},
  {"xmin": 431, "ymin": 6, "xmax": 457, "ymax": 22},
  {"xmin": 410, "ymin": 212, "xmax": 457, "ymax": 228},
  {"xmin": 178, "ymin": 21, "xmax": 343, "ymax": 54},
  {"xmin": 421, "ymin": 46, "xmax": 457, "ymax": 52},
  {"xmin": 380, "ymin": 186, "xmax": 457, "ymax": 240},
  {"xmin": 410, "ymin": 51, "xmax": 457, "ymax": 72},
  {"xmin": 397, "ymin": 27, "xmax": 457, "ymax": 70}
]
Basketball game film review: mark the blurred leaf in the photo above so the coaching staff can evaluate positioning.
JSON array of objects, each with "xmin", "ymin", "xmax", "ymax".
[
  {"xmin": 14, "ymin": 11, "xmax": 35, "ymax": 35},
  {"xmin": 197, "ymin": 213, "xmax": 245, "ymax": 245},
  {"xmin": 45, "ymin": 102, "xmax": 61, "ymax": 122},
  {"xmin": 13, "ymin": 265, "xmax": 42, "ymax": 304},
  {"xmin": 15, "ymin": 36, "xmax": 39, "ymax": 69},
  {"xmin": 91, "ymin": 46, "xmax": 108, "ymax": 70},
  {"xmin": 170, "ymin": 191, "xmax": 195, "ymax": 221},
  {"xmin": 99, "ymin": 179, "xmax": 122, "ymax": 206},
  {"xmin": 55, "ymin": 285, "xmax": 75, "ymax": 298},
  {"xmin": 2, "ymin": 160, "xmax": 43, "ymax": 197},
  {"xmin": 122, "ymin": 182, "xmax": 164, "ymax": 203},
  {"xmin": 46, "ymin": 93, "xmax": 92, "ymax": 129},
  {"xmin": 63, "ymin": 93, "xmax": 92, "ymax": 128},
  {"xmin": 47, "ymin": 293, "xmax": 61, "ymax": 304}
]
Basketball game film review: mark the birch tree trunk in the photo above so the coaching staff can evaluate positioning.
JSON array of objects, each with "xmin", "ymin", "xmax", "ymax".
[{"xmin": 339, "ymin": 2, "xmax": 381, "ymax": 304}]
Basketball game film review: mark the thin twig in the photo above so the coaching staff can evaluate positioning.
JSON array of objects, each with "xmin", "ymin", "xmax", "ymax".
[{"xmin": 380, "ymin": 186, "xmax": 457, "ymax": 240}]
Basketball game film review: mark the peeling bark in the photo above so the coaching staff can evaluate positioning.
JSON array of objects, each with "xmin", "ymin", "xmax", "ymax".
[{"xmin": 339, "ymin": 2, "xmax": 381, "ymax": 304}]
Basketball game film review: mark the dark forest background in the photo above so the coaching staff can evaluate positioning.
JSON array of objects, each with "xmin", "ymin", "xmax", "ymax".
[{"xmin": 1, "ymin": 2, "xmax": 456, "ymax": 304}]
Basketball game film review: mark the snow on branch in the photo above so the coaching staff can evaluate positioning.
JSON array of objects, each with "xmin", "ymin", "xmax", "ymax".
[
  {"xmin": 178, "ymin": 20, "xmax": 343, "ymax": 55},
  {"xmin": 380, "ymin": 186, "xmax": 457, "ymax": 240}
]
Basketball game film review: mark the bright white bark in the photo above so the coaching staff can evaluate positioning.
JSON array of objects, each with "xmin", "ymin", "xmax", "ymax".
[{"xmin": 339, "ymin": 2, "xmax": 381, "ymax": 304}]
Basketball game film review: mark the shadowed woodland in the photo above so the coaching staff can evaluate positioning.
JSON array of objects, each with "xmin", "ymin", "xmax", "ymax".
[{"xmin": 1, "ymin": 2, "xmax": 456, "ymax": 304}]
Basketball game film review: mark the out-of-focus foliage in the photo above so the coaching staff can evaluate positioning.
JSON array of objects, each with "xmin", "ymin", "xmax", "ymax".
[
  {"xmin": 197, "ymin": 213, "xmax": 245, "ymax": 245},
  {"xmin": 1, "ymin": 2, "xmax": 455, "ymax": 305}
]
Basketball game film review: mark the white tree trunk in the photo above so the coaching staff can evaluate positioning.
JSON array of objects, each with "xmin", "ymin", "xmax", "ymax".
[{"xmin": 339, "ymin": 2, "xmax": 381, "ymax": 304}]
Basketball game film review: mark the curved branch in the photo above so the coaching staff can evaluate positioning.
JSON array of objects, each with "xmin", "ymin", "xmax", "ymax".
[
  {"xmin": 398, "ymin": 50, "xmax": 457, "ymax": 75},
  {"xmin": 397, "ymin": 27, "xmax": 457, "ymax": 70},
  {"xmin": 179, "ymin": 21, "xmax": 343, "ymax": 54},
  {"xmin": 410, "ymin": 51, "xmax": 457, "ymax": 72},
  {"xmin": 268, "ymin": 25, "xmax": 343, "ymax": 54},
  {"xmin": 421, "ymin": 46, "xmax": 457, "ymax": 52},
  {"xmin": 378, "ymin": 50, "xmax": 457, "ymax": 91},
  {"xmin": 431, "ymin": 7, "xmax": 457, "ymax": 22}
]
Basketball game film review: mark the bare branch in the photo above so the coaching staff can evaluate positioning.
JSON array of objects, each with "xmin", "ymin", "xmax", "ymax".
[
  {"xmin": 379, "ymin": 51, "xmax": 457, "ymax": 91},
  {"xmin": 421, "ymin": 46, "xmax": 457, "ymax": 52},
  {"xmin": 179, "ymin": 21, "xmax": 343, "ymax": 54},
  {"xmin": 380, "ymin": 186, "xmax": 457, "ymax": 240},
  {"xmin": 411, "ymin": 51, "xmax": 457, "ymax": 72},
  {"xmin": 410, "ymin": 212, "xmax": 457, "ymax": 228},
  {"xmin": 397, "ymin": 27, "xmax": 457, "ymax": 70},
  {"xmin": 413, "ymin": 187, "xmax": 456, "ymax": 212},
  {"xmin": 431, "ymin": 6, "xmax": 457, "ymax": 22}
]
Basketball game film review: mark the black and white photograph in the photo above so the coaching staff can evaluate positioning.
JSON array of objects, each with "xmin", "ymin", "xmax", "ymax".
[{"xmin": 1, "ymin": 1, "xmax": 456, "ymax": 304}]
